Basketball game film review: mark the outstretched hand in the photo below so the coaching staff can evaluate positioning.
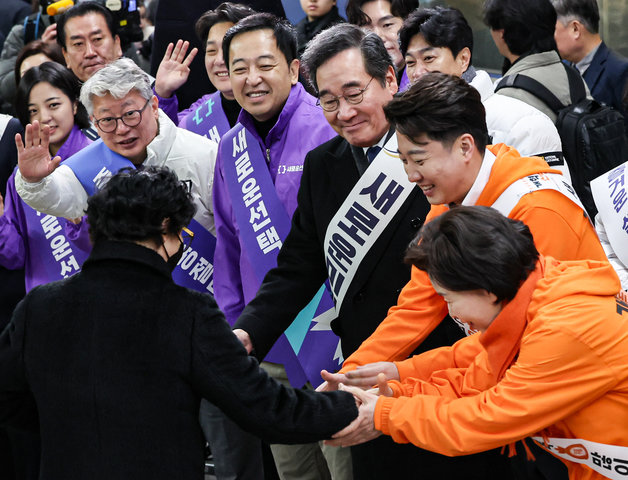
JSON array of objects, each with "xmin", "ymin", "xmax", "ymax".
[
  {"xmin": 317, "ymin": 369, "xmax": 350, "ymax": 392},
  {"xmin": 154, "ymin": 40, "xmax": 198, "ymax": 98},
  {"xmin": 344, "ymin": 361, "xmax": 400, "ymax": 388},
  {"xmin": 15, "ymin": 121, "xmax": 61, "ymax": 183},
  {"xmin": 325, "ymin": 381, "xmax": 386, "ymax": 447}
]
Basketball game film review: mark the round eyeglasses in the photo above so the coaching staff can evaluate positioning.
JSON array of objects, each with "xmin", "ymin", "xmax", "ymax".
[
  {"xmin": 94, "ymin": 98, "xmax": 151, "ymax": 133},
  {"xmin": 316, "ymin": 77, "xmax": 374, "ymax": 112}
]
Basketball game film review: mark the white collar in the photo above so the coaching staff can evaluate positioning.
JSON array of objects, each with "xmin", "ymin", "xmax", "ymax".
[{"xmin": 461, "ymin": 149, "xmax": 497, "ymax": 206}]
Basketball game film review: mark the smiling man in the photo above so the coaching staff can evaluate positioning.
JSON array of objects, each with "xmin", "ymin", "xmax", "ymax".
[
  {"xmin": 14, "ymin": 58, "xmax": 216, "ymax": 235},
  {"xmin": 211, "ymin": 12, "xmax": 340, "ymax": 480}
]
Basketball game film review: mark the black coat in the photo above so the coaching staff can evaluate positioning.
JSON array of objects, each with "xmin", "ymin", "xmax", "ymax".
[
  {"xmin": 0, "ymin": 241, "xmax": 357, "ymax": 480},
  {"xmin": 235, "ymin": 134, "xmax": 460, "ymax": 360}
]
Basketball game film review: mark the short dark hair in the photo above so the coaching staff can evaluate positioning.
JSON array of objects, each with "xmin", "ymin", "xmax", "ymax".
[
  {"xmin": 404, "ymin": 206, "xmax": 539, "ymax": 302},
  {"xmin": 15, "ymin": 61, "xmax": 90, "ymax": 129},
  {"xmin": 56, "ymin": 2, "xmax": 117, "ymax": 50},
  {"xmin": 86, "ymin": 167, "xmax": 196, "ymax": 246},
  {"xmin": 14, "ymin": 39, "xmax": 66, "ymax": 86},
  {"xmin": 483, "ymin": 0, "xmax": 557, "ymax": 56},
  {"xmin": 346, "ymin": 0, "xmax": 419, "ymax": 25},
  {"xmin": 384, "ymin": 72, "xmax": 488, "ymax": 153},
  {"xmin": 222, "ymin": 13, "xmax": 297, "ymax": 69},
  {"xmin": 195, "ymin": 2, "xmax": 257, "ymax": 45},
  {"xmin": 399, "ymin": 7, "xmax": 473, "ymax": 61},
  {"xmin": 301, "ymin": 23, "xmax": 393, "ymax": 93},
  {"xmin": 551, "ymin": 0, "xmax": 599, "ymax": 33}
]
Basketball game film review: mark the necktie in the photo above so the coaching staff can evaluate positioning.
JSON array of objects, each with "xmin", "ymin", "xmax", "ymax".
[{"xmin": 366, "ymin": 145, "xmax": 381, "ymax": 163}]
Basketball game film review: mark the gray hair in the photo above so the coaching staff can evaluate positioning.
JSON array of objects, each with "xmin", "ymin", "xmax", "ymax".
[
  {"xmin": 551, "ymin": 0, "xmax": 600, "ymax": 33},
  {"xmin": 301, "ymin": 23, "xmax": 394, "ymax": 94},
  {"xmin": 79, "ymin": 58, "xmax": 153, "ymax": 115}
]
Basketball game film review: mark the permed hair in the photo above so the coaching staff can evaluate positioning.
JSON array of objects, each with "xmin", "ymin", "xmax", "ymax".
[
  {"xmin": 383, "ymin": 72, "xmax": 488, "ymax": 153},
  {"xmin": 222, "ymin": 13, "xmax": 297, "ymax": 69},
  {"xmin": 404, "ymin": 206, "xmax": 539, "ymax": 302},
  {"xmin": 79, "ymin": 58, "xmax": 152, "ymax": 115},
  {"xmin": 551, "ymin": 0, "xmax": 600, "ymax": 34},
  {"xmin": 301, "ymin": 23, "xmax": 393, "ymax": 93},
  {"xmin": 56, "ymin": 1, "xmax": 117, "ymax": 50},
  {"xmin": 345, "ymin": 0, "xmax": 419, "ymax": 25},
  {"xmin": 16, "ymin": 61, "xmax": 90, "ymax": 129},
  {"xmin": 399, "ymin": 7, "xmax": 473, "ymax": 60},
  {"xmin": 86, "ymin": 166, "xmax": 196, "ymax": 246},
  {"xmin": 195, "ymin": 2, "xmax": 256, "ymax": 45}
]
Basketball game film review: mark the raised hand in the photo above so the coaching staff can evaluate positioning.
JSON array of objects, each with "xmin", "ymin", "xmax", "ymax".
[
  {"xmin": 154, "ymin": 40, "xmax": 198, "ymax": 98},
  {"xmin": 344, "ymin": 361, "xmax": 400, "ymax": 388},
  {"xmin": 15, "ymin": 121, "xmax": 62, "ymax": 183},
  {"xmin": 317, "ymin": 369, "xmax": 350, "ymax": 392},
  {"xmin": 41, "ymin": 23, "xmax": 58, "ymax": 45}
]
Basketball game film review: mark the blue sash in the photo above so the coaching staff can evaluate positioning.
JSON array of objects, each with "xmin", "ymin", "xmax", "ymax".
[
  {"xmin": 222, "ymin": 124, "xmax": 341, "ymax": 387},
  {"xmin": 64, "ymin": 140, "xmax": 217, "ymax": 295},
  {"xmin": 183, "ymin": 91, "xmax": 231, "ymax": 143},
  {"xmin": 63, "ymin": 139, "xmax": 135, "ymax": 195}
]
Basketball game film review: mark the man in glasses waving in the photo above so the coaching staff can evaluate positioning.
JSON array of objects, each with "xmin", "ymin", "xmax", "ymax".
[{"xmin": 14, "ymin": 57, "xmax": 217, "ymax": 237}]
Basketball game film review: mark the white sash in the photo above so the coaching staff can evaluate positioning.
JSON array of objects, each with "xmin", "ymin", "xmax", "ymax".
[
  {"xmin": 0, "ymin": 115, "xmax": 11, "ymax": 138},
  {"xmin": 491, "ymin": 172, "xmax": 587, "ymax": 218},
  {"xmin": 324, "ymin": 134, "xmax": 415, "ymax": 312},
  {"xmin": 591, "ymin": 163, "xmax": 628, "ymax": 268},
  {"xmin": 532, "ymin": 436, "xmax": 628, "ymax": 479}
]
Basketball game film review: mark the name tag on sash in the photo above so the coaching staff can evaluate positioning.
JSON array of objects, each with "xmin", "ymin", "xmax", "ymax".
[
  {"xmin": 63, "ymin": 139, "xmax": 135, "ymax": 195},
  {"xmin": 591, "ymin": 163, "xmax": 628, "ymax": 267},
  {"xmin": 183, "ymin": 91, "xmax": 230, "ymax": 143},
  {"xmin": 532, "ymin": 436, "xmax": 628, "ymax": 479},
  {"xmin": 491, "ymin": 172, "xmax": 586, "ymax": 219},
  {"xmin": 324, "ymin": 135, "xmax": 415, "ymax": 313},
  {"xmin": 222, "ymin": 124, "xmax": 340, "ymax": 387}
]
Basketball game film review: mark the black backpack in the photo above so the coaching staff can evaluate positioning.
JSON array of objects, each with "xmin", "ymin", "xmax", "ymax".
[{"xmin": 495, "ymin": 63, "xmax": 628, "ymax": 218}]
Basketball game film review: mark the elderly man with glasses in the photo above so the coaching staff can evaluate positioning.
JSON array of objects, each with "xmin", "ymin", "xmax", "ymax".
[{"xmin": 14, "ymin": 57, "xmax": 217, "ymax": 238}]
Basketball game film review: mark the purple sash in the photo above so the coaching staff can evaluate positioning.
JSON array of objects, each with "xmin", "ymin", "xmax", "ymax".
[
  {"xmin": 22, "ymin": 206, "xmax": 90, "ymax": 287},
  {"xmin": 222, "ymin": 124, "xmax": 341, "ymax": 387},
  {"xmin": 63, "ymin": 139, "xmax": 135, "ymax": 195},
  {"xmin": 399, "ymin": 68, "xmax": 410, "ymax": 92},
  {"xmin": 183, "ymin": 91, "xmax": 230, "ymax": 143},
  {"xmin": 172, "ymin": 218, "xmax": 216, "ymax": 294}
]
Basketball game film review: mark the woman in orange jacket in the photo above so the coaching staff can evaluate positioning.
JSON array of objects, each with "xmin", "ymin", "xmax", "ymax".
[{"xmin": 328, "ymin": 206, "xmax": 628, "ymax": 480}]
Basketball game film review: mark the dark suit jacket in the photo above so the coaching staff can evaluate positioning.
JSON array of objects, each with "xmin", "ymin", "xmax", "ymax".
[
  {"xmin": 236, "ymin": 134, "xmax": 461, "ymax": 360},
  {"xmin": 583, "ymin": 41, "xmax": 628, "ymax": 131},
  {"xmin": 0, "ymin": 241, "xmax": 357, "ymax": 480}
]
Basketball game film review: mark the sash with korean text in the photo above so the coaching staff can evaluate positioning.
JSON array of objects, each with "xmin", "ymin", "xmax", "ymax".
[
  {"xmin": 591, "ymin": 163, "xmax": 628, "ymax": 267},
  {"xmin": 532, "ymin": 436, "xmax": 628, "ymax": 479},
  {"xmin": 491, "ymin": 173, "xmax": 587, "ymax": 219},
  {"xmin": 324, "ymin": 134, "xmax": 414, "ymax": 313},
  {"xmin": 23, "ymin": 207, "xmax": 90, "ymax": 287},
  {"xmin": 63, "ymin": 139, "xmax": 134, "ymax": 195},
  {"xmin": 222, "ymin": 124, "xmax": 340, "ymax": 387},
  {"xmin": 183, "ymin": 91, "xmax": 230, "ymax": 143},
  {"xmin": 64, "ymin": 140, "xmax": 218, "ymax": 295}
]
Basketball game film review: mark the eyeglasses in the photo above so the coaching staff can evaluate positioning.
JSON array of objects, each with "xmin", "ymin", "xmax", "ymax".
[
  {"xmin": 317, "ymin": 77, "xmax": 374, "ymax": 112},
  {"xmin": 94, "ymin": 98, "xmax": 151, "ymax": 133},
  {"xmin": 181, "ymin": 226, "xmax": 194, "ymax": 252}
]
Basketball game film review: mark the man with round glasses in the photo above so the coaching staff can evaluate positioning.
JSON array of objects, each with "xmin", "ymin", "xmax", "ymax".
[{"xmin": 14, "ymin": 57, "xmax": 217, "ymax": 236}]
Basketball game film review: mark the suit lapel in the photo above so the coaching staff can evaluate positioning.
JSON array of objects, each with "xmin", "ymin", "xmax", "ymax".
[
  {"xmin": 583, "ymin": 42, "xmax": 609, "ymax": 93},
  {"xmin": 321, "ymin": 139, "xmax": 360, "ymax": 207}
]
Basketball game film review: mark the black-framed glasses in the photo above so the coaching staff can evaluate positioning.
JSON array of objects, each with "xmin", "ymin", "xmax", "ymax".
[
  {"xmin": 94, "ymin": 98, "xmax": 151, "ymax": 133},
  {"xmin": 316, "ymin": 77, "xmax": 375, "ymax": 112},
  {"xmin": 181, "ymin": 226, "xmax": 194, "ymax": 251}
]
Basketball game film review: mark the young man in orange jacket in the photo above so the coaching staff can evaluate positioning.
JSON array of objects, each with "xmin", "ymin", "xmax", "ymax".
[{"xmin": 328, "ymin": 205, "xmax": 628, "ymax": 480}]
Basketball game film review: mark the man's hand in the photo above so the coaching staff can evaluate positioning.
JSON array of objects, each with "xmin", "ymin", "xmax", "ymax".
[
  {"xmin": 15, "ymin": 121, "xmax": 62, "ymax": 183},
  {"xmin": 343, "ymin": 361, "xmax": 400, "ymax": 388},
  {"xmin": 233, "ymin": 328, "xmax": 253, "ymax": 354},
  {"xmin": 41, "ymin": 24, "xmax": 57, "ymax": 45},
  {"xmin": 317, "ymin": 369, "xmax": 350, "ymax": 392},
  {"xmin": 0, "ymin": 192, "xmax": 4, "ymax": 217},
  {"xmin": 325, "ymin": 383, "xmax": 382, "ymax": 447},
  {"xmin": 154, "ymin": 40, "xmax": 198, "ymax": 98}
]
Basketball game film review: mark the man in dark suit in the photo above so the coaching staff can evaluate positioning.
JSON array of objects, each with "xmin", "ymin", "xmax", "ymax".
[
  {"xmin": 233, "ymin": 23, "xmax": 511, "ymax": 479},
  {"xmin": 552, "ymin": 0, "xmax": 628, "ymax": 131},
  {"xmin": 0, "ymin": 166, "xmax": 358, "ymax": 480}
]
